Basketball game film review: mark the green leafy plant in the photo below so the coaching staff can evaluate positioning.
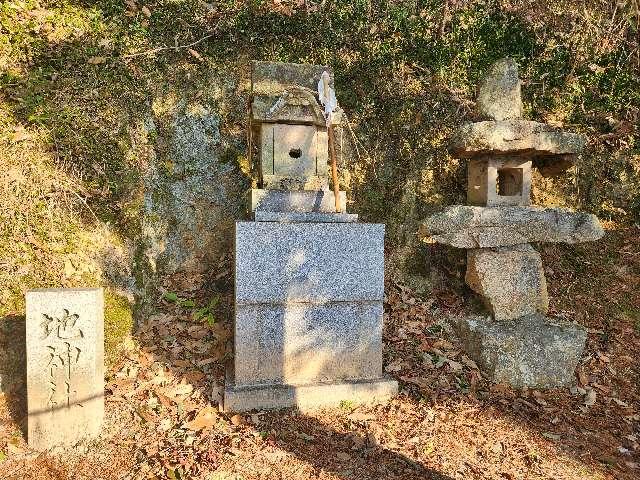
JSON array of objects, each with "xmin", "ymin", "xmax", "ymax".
[
  {"xmin": 193, "ymin": 296, "xmax": 219, "ymax": 326},
  {"xmin": 163, "ymin": 291, "xmax": 198, "ymax": 308}
]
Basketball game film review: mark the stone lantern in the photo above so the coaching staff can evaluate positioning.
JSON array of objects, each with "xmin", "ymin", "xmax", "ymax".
[
  {"xmin": 224, "ymin": 61, "xmax": 397, "ymax": 412},
  {"xmin": 420, "ymin": 58, "xmax": 604, "ymax": 388}
]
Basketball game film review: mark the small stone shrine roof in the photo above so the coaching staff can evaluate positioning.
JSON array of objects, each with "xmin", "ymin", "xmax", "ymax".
[{"xmin": 251, "ymin": 61, "xmax": 340, "ymax": 126}]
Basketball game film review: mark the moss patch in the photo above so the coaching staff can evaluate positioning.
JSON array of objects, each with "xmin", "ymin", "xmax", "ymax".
[{"xmin": 104, "ymin": 289, "xmax": 134, "ymax": 368}]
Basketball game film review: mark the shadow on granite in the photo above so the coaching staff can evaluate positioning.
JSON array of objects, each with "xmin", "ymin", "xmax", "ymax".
[{"xmin": 0, "ymin": 314, "xmax": 27, "ymax": 437}]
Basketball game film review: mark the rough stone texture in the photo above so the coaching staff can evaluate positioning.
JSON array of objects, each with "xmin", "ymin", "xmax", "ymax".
[
  {"xmin": 26, "ymin": 288, "xmax": 104, "ymax": 450},
  {"xmin": 449, "ymin": 119, "xmax": 586, "ymax": 162},
  {"xmin": 249, "ymin": 189, "xmax": 346, "ymax": 213},
  {"xmin": 466, "ymin": 244, "xmax": 548, "ymax": 320},
  {"xmin": 140, "ymin": 100, "xmax": 247, "ymax": 285},
  {"xmin": 223, "ymin": 378, "xmax": 398, "ymax": 413},
  {"xmin": 477, "ymin": 58, "xmax": 523, "ymax": 121},
  {"xmin": 420, "ymin": 205, "xmax": 604, "ymax": 248},
  {"xmin": 233, "ymin": 302, "xmax": 382, "ymax": 385},
  {"xmin": 261, "ymin": 174, "xmax": 329, "ymax": 191},
  {"xmin": 235, "ymin": 222, "xmax": 384, "ymax": 304},
  {"xmin": 253, "ymin": 211, "xmax": 358, "ymax": 223},
  {"xmin": 252, "ymin": 61, "xmax": 333, "ymax": 96},
  {"xmin": 467, "ymin": 157, "xmax": 532, "ymax": 206},
  {"xmin": 453, "ymin": 313, "xmax": 587, "ymax": 388}
]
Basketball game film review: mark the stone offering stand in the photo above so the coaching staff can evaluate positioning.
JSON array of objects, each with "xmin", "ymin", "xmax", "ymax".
[
  {"xmin": 223, "ymin": 61, "xmax": 398, "ymax": 412},
  {"xmin": 420, "ymin": 59, "xmax": 604, "ymax": 388}
]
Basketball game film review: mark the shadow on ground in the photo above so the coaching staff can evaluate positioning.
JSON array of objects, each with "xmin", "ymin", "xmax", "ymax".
[{"xmin": 0, "ymin": 315, "xmax": 27, "ymax": 438}]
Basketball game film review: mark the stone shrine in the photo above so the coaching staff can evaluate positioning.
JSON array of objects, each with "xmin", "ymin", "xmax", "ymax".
[
  {"xmin": 420, "ymin": 58, "xmax": 604, "ymax": 388},
  {"xmin": 223, "ymin": 61, "xmax": 397, "ymax": 411},
  {"xmin": 26, "ymin": 288, "xmax": 104, "ymax": 450}
]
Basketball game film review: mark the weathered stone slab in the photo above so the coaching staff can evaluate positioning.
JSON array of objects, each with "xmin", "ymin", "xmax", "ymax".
[
  {"xmin": 420, "ymin": 205, "xmax": 604, "ymax": 248},
  {"xmin": 253, "ymin": 211, "xmax": 358, "ymax": 223},
  {"xmin": 452, "ymin": 313, "xmax": 587, "ymax": 388},
  {"xmin": 466, "ymin": 244, "xmax": 548, "ymax": 320},
  {"xmin": 449, "ymin": 120, "xmax": 586, "ymax": 161},
  {"xmin": 224, "ymin": 378, "xmax": 398, "ymax": 412},
  {"xmin": 234, "ymin": 302, "xmax": 382, "ymax": 385},
  {"xmin": 477, "ymin": 58, "xmax": 523, "ymax": 121},
  {"xmin": 248, "ymin": 189, "xmax": 347, "ymax": 213},
  {"xmin": 26, "ymin": 288, "xmax": 104, "ymax": 451},
  {"xmin": 235, "ymin": 222, "xmax": 384, "ymax": 304}
]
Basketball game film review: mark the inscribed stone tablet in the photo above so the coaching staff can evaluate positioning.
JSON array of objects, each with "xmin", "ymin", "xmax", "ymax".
[{"xmin": 26, "ymin": 288, "xmax": 104, "ymax": 450}]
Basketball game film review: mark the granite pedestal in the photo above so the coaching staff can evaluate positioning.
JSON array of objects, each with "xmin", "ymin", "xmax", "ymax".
[{"xmin": 225, "ymin": 221, "xmax": 397, "ymax": 411}]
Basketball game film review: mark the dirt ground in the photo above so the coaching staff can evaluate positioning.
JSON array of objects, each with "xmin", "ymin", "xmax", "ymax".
[{"xmin": 0, "ymin": 226, "xmax": 638, "ymax": 480}]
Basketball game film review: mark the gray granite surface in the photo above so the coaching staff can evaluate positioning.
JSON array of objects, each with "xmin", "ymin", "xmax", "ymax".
[
  {"xmin": 233, "ymin": 301, "xmax": 382, "ymax": 386},
  {"xmin": 453, "ymin": 313, "xmax": 586, "ymax": 388},
  {"xmin": 466, "ymin": 244, "xmax": 548, "ymax": 320},
  {"xmin": 420, "ymin": 205, "xmax": 604, "ymax": 248},
  {"xmin": 248, "ymin": 189, "xmax": 346, "ymax": 213},
  {"xmin": 235, "ymin": 221, "xmax": 384, "ymax": 304},
  {"xmin": 26, "ymin": 288, "xmax": 104, "ymax": 451},
  {"xmin": 253, "ymin": 211, "xmax": 358, "ymax": 223},
  {"xmin": 223, "ymin": 377, "xmax": 398, "ymax": 412}
]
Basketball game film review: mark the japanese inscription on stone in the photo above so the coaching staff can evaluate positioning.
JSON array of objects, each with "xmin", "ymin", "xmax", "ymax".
[{"xmin": 26, "ymin": 288, "xmax": 104, "ymax": 451}]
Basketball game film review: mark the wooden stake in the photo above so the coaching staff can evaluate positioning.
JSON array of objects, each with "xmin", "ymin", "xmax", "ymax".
[
  {"xmin": 328, "ymin": 124, "xmax": 340, "ymax": 213},
  {"xmin": 322, "ymin": 73, "xmax": 341, "ymax": 213}
]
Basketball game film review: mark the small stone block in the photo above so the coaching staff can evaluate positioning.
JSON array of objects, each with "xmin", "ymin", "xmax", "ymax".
[
  {"xmin": 235, "ymin": 221, "xmax": 384, "ymax": 303},
  {"xmin": 233, "ymin": 302, "xmax": 383, "ymax": 386},
  {"xmin": 223, "ymin": 378, "xmax": 398, "ymax": 412},
  {"xmin": 466, "ymin": 244, "xmax": 548, "ymax": 320},
  {"xmin": 248, "ymin": 189, "xmax": 347, "ymax": 213},
  {"xmin": 26, "ymin": 288, "xmax": 104, "ymax": 451},
  {"xmin": 467, "ymin": 158, "xmax": 532, "ymax": 207},
  {"xmin": 262, "ymin": 174, "xmax": 329, "ymax": 191},
  {"xmin": 253, "ymin": 211, "xmax": 358, "ymax": 223},
  {"xmin": 453, "ymin": 313, "xmax": 587, "ymax": 388},
  {"xmin": 477, "ymin": 58, "xmax": 523, "ymax": 121}
]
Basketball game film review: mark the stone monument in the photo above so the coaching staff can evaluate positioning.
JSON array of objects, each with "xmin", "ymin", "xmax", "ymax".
[
  {"xmin": 223, "ymin": 61, "xmax": 397, "ymax": 411},
  {"xmin": 420, "ymin": 58, "xmax": 604, "ymax": 388},
  {"xmin": 26, "ymin": 288, "xmax": 104, "ymax": 450}
]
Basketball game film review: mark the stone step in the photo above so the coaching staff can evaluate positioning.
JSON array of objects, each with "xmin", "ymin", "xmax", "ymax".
[
  {"xmin": 253, "ymin": 211, "xmax": 358, "ymax": 223},
  {"xmin": 223, "ymin": 377, "xmax": 398, "ymax": 413},
  {"xmin": 248, "ymin": 188, "xmax": 347, "ymax": 213}
]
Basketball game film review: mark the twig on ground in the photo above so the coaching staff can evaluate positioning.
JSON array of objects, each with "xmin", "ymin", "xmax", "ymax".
[{"xmin": 122, "ymin": 31, "xmax": 217, "ymax": 59}]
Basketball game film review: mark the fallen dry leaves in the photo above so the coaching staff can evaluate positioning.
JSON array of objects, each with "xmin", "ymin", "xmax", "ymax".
[{"xmin": 0, "ymin": 229, "xmax": 638, "ymax": 479}]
